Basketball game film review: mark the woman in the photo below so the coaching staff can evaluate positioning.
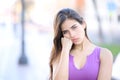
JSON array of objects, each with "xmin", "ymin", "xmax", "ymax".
[{"xmin": 49, "ymin": 8, "xmax": 113, "ymax": 80}]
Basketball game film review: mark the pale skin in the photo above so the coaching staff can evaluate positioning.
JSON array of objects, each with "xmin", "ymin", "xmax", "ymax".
[{"xmin": 52, "ymin": 19, "xmax": 113, "ymax": 80}]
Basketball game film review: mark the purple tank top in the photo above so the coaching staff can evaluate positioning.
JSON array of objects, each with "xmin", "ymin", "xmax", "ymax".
[{"xmin": 69, "ymin": 47, "xmax": 100, "ymax": 80}]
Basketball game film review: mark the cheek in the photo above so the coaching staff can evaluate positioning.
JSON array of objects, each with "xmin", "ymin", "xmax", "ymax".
[{"xmin": 77, "ymin": 29, "xmax": 85, "ymax": 38}]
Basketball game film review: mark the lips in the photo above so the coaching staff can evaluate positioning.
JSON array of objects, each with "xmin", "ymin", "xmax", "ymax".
[{"xmin": 72, "ymin": 38, "xmax": 79, "ymax": 42}]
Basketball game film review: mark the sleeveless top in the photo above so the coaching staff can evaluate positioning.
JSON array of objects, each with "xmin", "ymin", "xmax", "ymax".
[{"xmin": 69, "ymin": 47, "xmax": 101, "ymax": 80}]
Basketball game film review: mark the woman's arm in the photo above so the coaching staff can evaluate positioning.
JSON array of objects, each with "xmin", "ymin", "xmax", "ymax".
[
  {"xmin": 52, "ymin": 37, "xmax": 72, "ymax": 80},
  {"xmin": 98, "ymin": 48, "xmax": 113, "ymax": 80},
  {"xmin": 52, "ymin": 49, "xmax": 69, "ymax": 80}
]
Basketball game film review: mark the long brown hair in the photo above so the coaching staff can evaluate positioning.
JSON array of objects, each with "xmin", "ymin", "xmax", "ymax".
[{"xmin": 49, "ymin": 8, "xmax": 88, "ymax": 80}]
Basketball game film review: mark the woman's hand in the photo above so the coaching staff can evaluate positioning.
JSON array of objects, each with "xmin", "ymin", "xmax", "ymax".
[{"xmin": 61, "ymin": 37, "xmax": 73, "ymax": 52}]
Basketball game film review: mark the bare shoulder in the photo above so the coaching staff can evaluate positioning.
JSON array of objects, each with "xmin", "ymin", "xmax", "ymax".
[{"xmin": 100, "ymin": 47, "xmax": 113, "ymax": 62}]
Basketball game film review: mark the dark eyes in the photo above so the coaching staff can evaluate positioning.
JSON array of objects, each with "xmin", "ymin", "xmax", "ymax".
[
  {"xmin": 63, "ymin": 30, "xmax": 68, "ymax": 34},
  {"xmin": 71, "ymin": 26, "xmax": 77, "ymax": 29},
  {"xmin": 62, "ymin": 25, "xmax": 78, "ymax": 34}
]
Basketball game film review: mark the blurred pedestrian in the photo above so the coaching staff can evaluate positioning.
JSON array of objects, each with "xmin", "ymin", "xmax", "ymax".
[{"xmin": 49, "ymin": 8, "xmax": 113, "ymax": 80}]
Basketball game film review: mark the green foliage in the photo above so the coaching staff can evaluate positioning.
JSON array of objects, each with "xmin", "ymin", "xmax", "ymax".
[{"xmin": 98, "ymin": 44, "xmax": 120, "ymax": 56}]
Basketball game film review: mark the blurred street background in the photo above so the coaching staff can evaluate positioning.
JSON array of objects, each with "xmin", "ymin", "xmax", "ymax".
[{"xmin": 0, "ymin": 0, "xmax": 120, "ymax": 80}]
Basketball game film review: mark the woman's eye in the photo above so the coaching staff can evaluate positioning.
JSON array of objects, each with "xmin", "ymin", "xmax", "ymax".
[
  {"xmin": 63, "ymin": 30, "xmax": 68, "ymax": 34},
  {"xmin": 72, "ymin": 26, "xmax": 77, "ymax": 29}
]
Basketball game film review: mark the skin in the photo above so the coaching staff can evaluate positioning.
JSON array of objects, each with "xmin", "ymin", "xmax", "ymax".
[{"xmin": 52, "ymin": 19, "xmax": 113, "ymax": 80}]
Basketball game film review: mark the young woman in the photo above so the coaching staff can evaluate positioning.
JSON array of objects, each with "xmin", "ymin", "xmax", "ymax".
[{"xmin": 49, "ymin": 8, "xmax": 113, "ymax": 80}]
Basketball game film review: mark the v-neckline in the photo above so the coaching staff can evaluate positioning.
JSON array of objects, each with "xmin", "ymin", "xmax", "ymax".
[{"xmin": 69, "ymin": 47, "xmax": 98, "ymax": 70}]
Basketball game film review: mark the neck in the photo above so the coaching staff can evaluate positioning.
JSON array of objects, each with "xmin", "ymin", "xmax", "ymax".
[{"xmin": 74, "ymin": 37, "xmax": 91, "ymax": 51}]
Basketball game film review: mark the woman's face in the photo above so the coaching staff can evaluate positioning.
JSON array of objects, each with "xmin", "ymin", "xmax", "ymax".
[{"xmin": 61, "ymin": 19, "xmax": 86, "ymax": 45}]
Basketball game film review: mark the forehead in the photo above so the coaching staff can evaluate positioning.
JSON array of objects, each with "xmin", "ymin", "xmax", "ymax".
[{"xmin": 61, "ymin": 19, "xmax": 79, "ymax": 30}]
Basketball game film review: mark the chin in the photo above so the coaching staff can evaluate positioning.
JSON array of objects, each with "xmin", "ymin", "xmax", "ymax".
[
  {"xmin": 74, "ymin": 39, "xmax": 84, "ymax": 45},
  {"xmin": 73, "ymin": 42, "xmax": 81, "ymax": 45}
]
